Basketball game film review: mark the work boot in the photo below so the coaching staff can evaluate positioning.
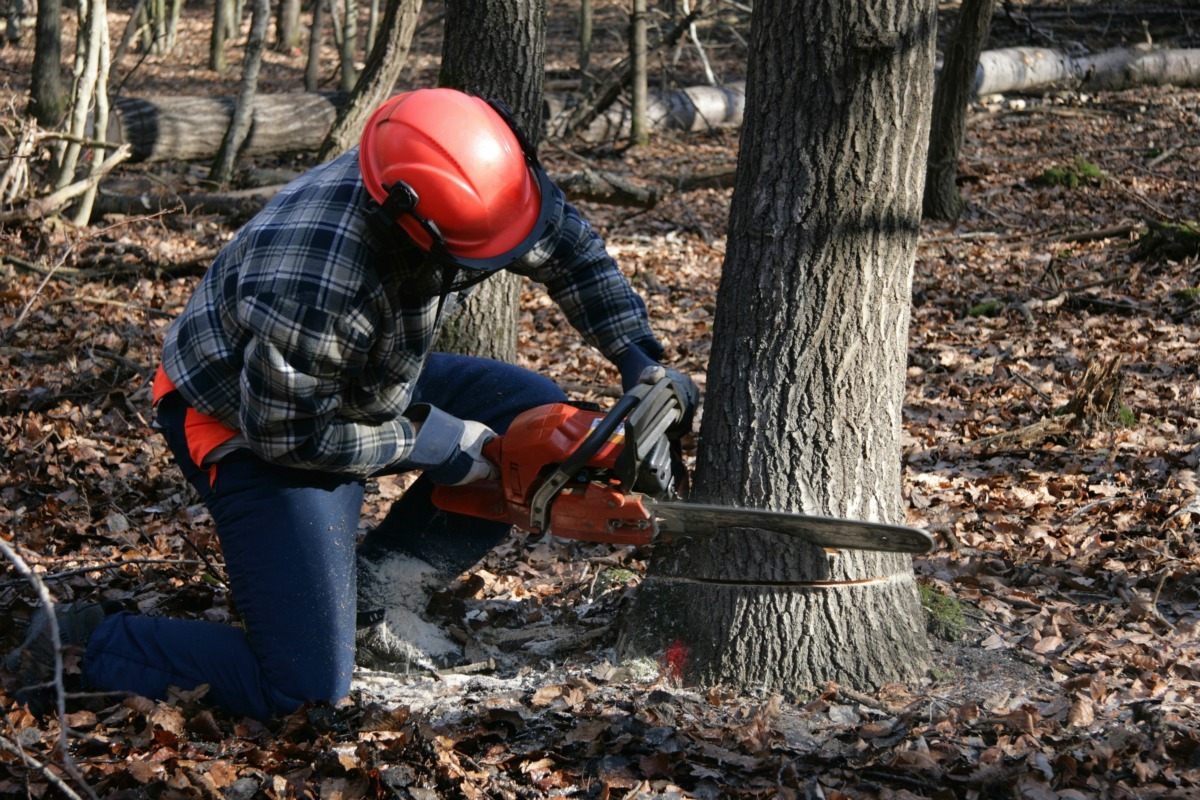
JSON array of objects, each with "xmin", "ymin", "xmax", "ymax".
[
  {"xmin": 5, "ymin": 601, "xmax": 117, "ymax": 710},
  {"xmin": 355, "ymin": 550, "xmax": 463, "ymax": 672}
]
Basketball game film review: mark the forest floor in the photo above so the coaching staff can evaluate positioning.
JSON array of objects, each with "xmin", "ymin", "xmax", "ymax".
[{"xmin": 1, "ymin": 1, "xmax": 1199, "ymax": 798}]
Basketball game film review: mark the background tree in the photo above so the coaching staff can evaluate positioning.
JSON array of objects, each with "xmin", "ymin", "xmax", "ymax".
[
  {"xmin": 305, "ymin": 0, "xmax": 325, "ymax": 90},
  {"xmin": 28, "ymin": 0, "xmax": 66, "ymax": 126},
  {"xmin": 275, "ymin": 0, "xmax": 302, "ymax": 52},
  {"xmin": 622, "ymin": 0, "xmax": 937, "ymax": 692},
  {"xmin": 434, "ymin": 0, "xmax": 548, "ymax": 361},
  {"xmin": 209, "ymin": 0, "xmax": 270, "ymax": 184},
  {"xmin": 924, "ymin": 0, "xmax": 996, "ymax": 220},
  {"xmin": 629, "ymin": 0, "xmax": 648, "ymax": 146},
  {"xmin": 53, "ymin": 0, "xmax": 108, "ymax": 190},
  {"xmin": 209, "ymin": 0, "xmax": 230, "ymax": 72},
  {"xmin": 336, "ymin": 0, "xmax": 358, "ymax": 90},
  {"xmin": 316, "ymin": 0, "xmax": 423, "ymax": 160}
]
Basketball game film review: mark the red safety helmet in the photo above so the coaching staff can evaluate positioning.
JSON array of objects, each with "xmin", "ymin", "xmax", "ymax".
[{"xmin": 359, "ymin": 88, "xmax": 557, "ymax": 277}]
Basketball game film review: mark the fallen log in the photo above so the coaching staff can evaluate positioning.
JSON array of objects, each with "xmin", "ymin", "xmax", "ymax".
[
  {"xmin": 975, "ymin": 46, "xmax": 1200, "ymax": 95},
  {"xmin": 108, "ymin": 92, "xmax": 349, "ymax": 162},
  {"xmin": 546, "ymin": 82, "xmax": 745, "ymax": 144},
  {"xmin": 107, "ymin": 85, "xmax": 745, "ymax": 163},
  {"xmin": 92, "ymin": 165, "xmax": 665, "ymax": 222},
  {"xmin": 101, "ymin": 45, "xmax": 1198, "ymax": 163}
]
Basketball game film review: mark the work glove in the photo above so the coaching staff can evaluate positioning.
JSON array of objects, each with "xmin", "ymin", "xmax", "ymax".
[
  {"xmin": 403, "ymin": 404, "xmax": 499, "ymax": 486},
  {"xmin": 619, "ymin": 347, "xmax": 700, "ymax": 437}
]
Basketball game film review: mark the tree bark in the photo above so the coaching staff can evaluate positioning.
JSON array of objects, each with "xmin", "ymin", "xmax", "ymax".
[
  {"xmin": 924, "ymin": 0, "xmax": 995, "ymax": 221},
  {"xmin": 29, "ymin": 0, "xmax": 66, "ymax": 127},
  {"xmin": 434, "ymin": 0, "xmax": 547, "ymax": 363},
  {"xmin": 316, "ymin": 0, "xmax": 422, "ymax": 161},
  {"xmin": 621, "ymin": 0, "xmax": 935, "ymax": 694}
]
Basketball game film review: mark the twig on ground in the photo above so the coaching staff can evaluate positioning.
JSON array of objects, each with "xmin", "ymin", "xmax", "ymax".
[
  {"xmin": 0, "ymin": 539, "xmax": 99, "ymax": 800},
  {"xmin": 47, "ymin": 295, "xmax": 176, "ymax": 318},
  {"xmin": 0, "ymin": 734, "xmax": 87, "ymax": 800},
  {"xmin": 0, "ymin": 558, "xmax": 205, "ymax": 589},
  {"xmin": 1054, "ymin": 497, "xmax": 1130, "ymax": 529}
]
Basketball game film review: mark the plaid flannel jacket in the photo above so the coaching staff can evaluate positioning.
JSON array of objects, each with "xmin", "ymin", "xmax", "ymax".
[{"xmin": 160, "ymin": 148, "xmax": 663, "ymax": 476}]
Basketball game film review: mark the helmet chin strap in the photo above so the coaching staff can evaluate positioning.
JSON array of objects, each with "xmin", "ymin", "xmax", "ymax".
[{"xmin": 369, "ymin": 181, "xmax": 495, "ymax": 306}]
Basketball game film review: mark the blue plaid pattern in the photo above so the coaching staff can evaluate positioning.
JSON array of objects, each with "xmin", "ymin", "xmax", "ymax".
[{"xmin": 160, "ymin": 148, "xmax": 662, "ymax": 475}]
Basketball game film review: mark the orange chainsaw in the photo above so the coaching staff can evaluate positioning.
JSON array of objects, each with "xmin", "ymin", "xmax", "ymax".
[{"xmin": 431, "ymin": 370, "xmax": 934, "ymax": 553}]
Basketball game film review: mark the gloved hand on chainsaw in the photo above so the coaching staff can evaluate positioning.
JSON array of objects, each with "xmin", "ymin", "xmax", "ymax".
[
  {"xmin": 618, "ymin": 344, "xmax": 700, "ymax": 436},
  {"xmin": 402, "ymin": 404, "xmax": 499, "ymax": 486}
]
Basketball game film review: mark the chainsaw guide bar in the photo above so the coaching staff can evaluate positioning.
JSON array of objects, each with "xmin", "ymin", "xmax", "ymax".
[{"xmin": 644, "ymin": 500, "xmax": 935, "ymax": 553}]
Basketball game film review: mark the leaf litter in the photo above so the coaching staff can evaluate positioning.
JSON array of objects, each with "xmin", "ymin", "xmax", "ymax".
[{"xmin": 2, "ymin": 3, "xmax": 1200, "ymax": 798}]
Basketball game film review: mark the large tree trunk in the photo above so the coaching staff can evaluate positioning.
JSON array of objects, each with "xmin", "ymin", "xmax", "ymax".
[
  {"xmin": 434, "ymin": 0, "xmax": 547, "ymax": 363},
  {"xmin": 621, "ymin": 0, "xmax": 935, "ymax": 694},
  {"xmin": 316, "ymin": 0, "xmax": 422, "ymax": 161},
  {"xmin": 924, "ymin": 0, "xmax": 995, "ymax": 221}
]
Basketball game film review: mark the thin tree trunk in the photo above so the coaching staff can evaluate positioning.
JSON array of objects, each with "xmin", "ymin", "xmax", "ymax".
[
  {"xmin": 622, "ymin": 0, "xmax": 936, "ymax": 695},
  {"xmin": 305, "ymin": 0, "xmax": 325, "ymax": 90},
  {"xmin": 366, "ymin": 0, "xmax": 379, "ymax": 53},
  {"xmin": 166, "ymin": 0, "xmax": 181, "ymax": 50},
  {"xmin": 54, "ymin": 0, "xmax": 104, "ymax": 190},
  {"xmin": 924, "ymin": 0, "xmax": 995, "ymax": 221},
  {"xmin": 71, "ymin": 0, "xmax": 111, "ymax": 224},
  {"xmin": 338, "ymin": 0, "xmax": 358, "ymax": 91},
  {"xmin": 29, "ymin": 0, "xmax": 66, "ymax": 126},
  {"xmin": 629, "ymin": 0, "xmax": 648, "ymax": 146},
  {"xmin": 578, "ymin": 0, "xmax": 592, "ymax": 93},
  {"xmin": 316, "ymin": 0, "xmax": 422, "ymax": 160},
  {"xmin": 114, "ymin": 0, "xmax": 147, "ymax": 63},
  {"xmin": 210, "ymin": 0, "xmax": 229, "ymax": 72},
  {"xmin": 276, "ymin": 0, "xmax": 302, "ymax": 51},
  {"xmin": 210, "ymin": 0, "xmax": 270, "ymax": 184}
]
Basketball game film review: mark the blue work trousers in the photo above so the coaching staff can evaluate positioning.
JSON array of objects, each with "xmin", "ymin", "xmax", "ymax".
[{"xmin": 83, "ymin": 354, "xmax": 565, "ymax": 720}]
